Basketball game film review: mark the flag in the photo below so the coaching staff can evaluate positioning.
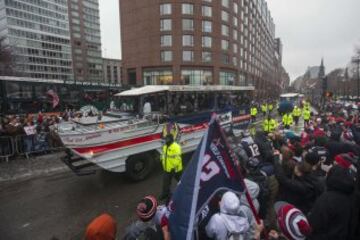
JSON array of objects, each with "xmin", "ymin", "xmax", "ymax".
[
  {"xmin": 169, "ymin": 114, "xmax": 251, "ymax": 240},
  {"xmin": 47, "ymin": 89, "xmax": 59, "ymax": 108}
]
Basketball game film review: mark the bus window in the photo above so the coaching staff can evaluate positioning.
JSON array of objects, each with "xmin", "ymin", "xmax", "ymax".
[
  {"xmin": 143, "ymin": 93, "xmax": 166, "ymax": 113},
  {"xmin": 197, "ymin": 92, "xmax": 215, "ymax": 112}
]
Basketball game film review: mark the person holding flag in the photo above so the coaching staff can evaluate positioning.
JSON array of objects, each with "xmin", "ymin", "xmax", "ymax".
[{"xmin": 168, "ymin": 114, "xmax": 262, "ymax": 240}]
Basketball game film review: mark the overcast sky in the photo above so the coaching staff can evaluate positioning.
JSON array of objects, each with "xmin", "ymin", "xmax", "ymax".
[{"xmin": 99, "ymin": 0, "xmax": 360, "ymax": 81}]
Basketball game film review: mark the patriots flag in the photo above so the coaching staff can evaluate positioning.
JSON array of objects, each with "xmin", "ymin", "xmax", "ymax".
[{"xmin": 169, "ymin": 115, "xmax": 248, "ymax": 240}]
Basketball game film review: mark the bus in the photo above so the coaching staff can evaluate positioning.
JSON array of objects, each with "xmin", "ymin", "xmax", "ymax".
[{"xmin": 0, "ymin": 76, "xmax": 122, "ymax": 115}]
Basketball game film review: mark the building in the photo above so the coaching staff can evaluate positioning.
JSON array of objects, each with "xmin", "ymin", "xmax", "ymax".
[
  {"xmin": 0, "ymin": 0, "xmax": 74, "ymax": 81},
  {"xmin": 67, "ymin": 0, "xmax": 103, "ymax": 83},
  {"xmin": 103, "ymin": 58, "xmax": 122, "ymax": 84},
  {"xmin": 120, "ymin": 0, "xmax": 279, "ymax": 96}
]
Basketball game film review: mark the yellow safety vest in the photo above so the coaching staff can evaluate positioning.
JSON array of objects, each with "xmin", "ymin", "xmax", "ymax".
[
  {"xmin": 303, "ymin": 110, "xmax": 311, "ymax": 120},
  {"xmin": 261, "ymin": 104, "xmax": 267, "ymax": 112},
  {"xmin": 293, "ymin": 107, "xmax": 302, "ymax": 117},
  {"xmin": 269, "ymin": 104, "xmax": 274, "ymax": 111},
  {"xmin": 282, "ymin": 114, "xmax": 293, "ymax": 126},
  {"xmin": 263, "ymin": 119, "xmax": 277, "ymax": 133},
  {"xmin": 161, "ymin": 142, "xmax": 183, "ymax": 173},
  {"xmin": 251, "ymin": 107, "xmax": 258, "ymax": 116}
]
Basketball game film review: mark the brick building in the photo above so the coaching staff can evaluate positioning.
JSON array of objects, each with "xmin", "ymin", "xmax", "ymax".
[{"xmin": 120, "ymin": 0, "xmax": 282, "ymax": 97}]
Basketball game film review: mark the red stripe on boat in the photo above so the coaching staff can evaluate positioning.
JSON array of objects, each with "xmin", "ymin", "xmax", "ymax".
[{"xmin": 74, "ymin": 133, "xmax": 162, "ymax": 154}]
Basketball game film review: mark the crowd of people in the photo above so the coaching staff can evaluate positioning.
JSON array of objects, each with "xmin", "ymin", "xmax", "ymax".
[{"xmin": 81, "ymin": 99, "xmax": 360, "ymax": 240}]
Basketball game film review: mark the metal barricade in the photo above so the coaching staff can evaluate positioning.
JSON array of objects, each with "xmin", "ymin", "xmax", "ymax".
[
  {"xmin": 15, "ymin": 132, "xmax": 64, "ymax": 158},
  {"xmin": 0, "ymin": 136, "xmax": 15, "ymax": 162}
]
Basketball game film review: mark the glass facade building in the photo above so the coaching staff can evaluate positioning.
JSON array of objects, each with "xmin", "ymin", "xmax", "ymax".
[{"xmin": 0, "ymin": 0, "xmax": 73, "ymax": 80}]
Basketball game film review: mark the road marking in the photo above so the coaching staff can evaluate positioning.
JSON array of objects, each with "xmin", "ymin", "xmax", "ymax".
[{"xmin": 22, "ymin": 223, "xmax": 30, "ymax": 228}]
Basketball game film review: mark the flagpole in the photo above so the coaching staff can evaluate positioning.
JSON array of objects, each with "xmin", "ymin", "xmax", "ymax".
[{"xmin": 215, "ymin": 115, "xmax": 268, "ymax": 239}]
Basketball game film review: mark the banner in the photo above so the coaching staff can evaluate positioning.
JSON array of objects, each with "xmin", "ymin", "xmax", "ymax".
[
  {"xmin": 47, "ymin": 89, "xmax": 59, "ymax": 108},
  {"xmin": 169, "ymin": 115, "xmax": 247, "ymax": 240}
]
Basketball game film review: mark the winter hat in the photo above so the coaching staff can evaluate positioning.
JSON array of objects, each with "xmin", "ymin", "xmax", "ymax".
[
  {"xmin": 220, "ymin": 191, "xmax": 240, "ymax": 215},
  {"xmin": 334, "ymin": 154, "xmax": 352, "ymax": 169},
  {"xmin": 305, "ymin": 151, "xmax": 319, "ymax": 166},
  {"xmin": 136, "ymin": 195, "xmax": 158, "ymax": 222},
  {"xmin": 85, "ymin": 213, "xmax": 117, "ymax": 240},
  {"xmin": 274, "ymin": 201, "xmax": 311, "ymax": 240}
]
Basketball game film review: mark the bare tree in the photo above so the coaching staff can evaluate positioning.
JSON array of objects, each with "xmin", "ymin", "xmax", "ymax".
[{"xmin": 0, "ymin": 37, "xmax": 14, "ymax": 75}]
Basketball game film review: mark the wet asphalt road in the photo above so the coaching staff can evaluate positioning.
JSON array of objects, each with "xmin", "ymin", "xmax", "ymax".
[{"xmin": 0, "ymin": 167, "xmax": 164, "ymax": 240}]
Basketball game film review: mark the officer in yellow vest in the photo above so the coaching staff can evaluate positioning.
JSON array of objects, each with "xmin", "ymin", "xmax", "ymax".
[
  {"xmin": 268, "ymin": 102, "xmax": 274, "ymax": 113},
  {"xmin": 261, "ymin": 103, "xmax": 268, "ymax": 117},
  {"xmin": 292, "ymin": 106, "xmax": 302, "ymax": 125},
  {"xmin": 250, "ymin": 105, "xmax": 258, "ymax": 122},
  {"xmin": 282, "ymin": 112, "xmax": 293, "ymax": 129},
  {"xmin": 160, "ymin": 134, "xmax": 183, "ymax": 200},
  {"xmin": 263, "ymin": 115, "xmax": 278, "ymax": 134},
  {"xmin": 303, "ymin": 108, "xmax": 311, "ymax": 127}
]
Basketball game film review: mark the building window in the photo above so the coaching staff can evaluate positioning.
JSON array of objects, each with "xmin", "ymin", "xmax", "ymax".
[
  {"xmin": 182, "ymin": 3, "xmax": 194, "ymax": 15},
  {"xmin": 182, "ymin": 35, "xmax": 194, "ymax": 46},
  {"xmin": 202, "ymin": 6, "xmax": 212, "ymax": 17},
  {"xmin": 161, "ymin": 35, "xmax": 172, "ymax": 47},
  {"xmin": 183, "ymin": 51, "xmax": 194, "ymax": 62},
  {"xmin": 144, "ymin": 69, "xmax": 173, "ymax": 85},
  {"xmin": 233, "ymin": 57, "xmax": 237, "ymax": 66},
  {"xmin": 203, "ymin": 0, "xmax": 212, "ymax": 2},
  {"xmin": 160, "ymin": 4, "xmax": 172, "ymax": 15},
  {"xmin": 181, "ymin": 69, "xmax": 213, "ymax": 85},
  {"xmin": 113, "ymin": 66, "xmax": 118, "ymax": 82},
  {"xmin": 220, "ymin": 71, "xmax": 236, "ymax": 85},
  {"xmin": 222, "ymin": 0, "xmax": 229, "ymax": 8},
  {"xmin": 234, "ymin": 3, "xmax": 239, "ymax": 14},
  {"xmin": 161, "ymin": 51, "xmax": 172, "ymax": 62},
  {"xmin": 221, "ymin": 54, "xmax": 230, "ymax": 64},
  {"xmin": 221, "ymin": 11, "xmax": 229, "ymax": 22},
  {"xmin": 233, "ymin": 30, "xmax": 238, "ymax": 40},
  {"xmin": 202, "ymin": 20, "xmax": 212, "ymax": 33},
  {"xmin": 106, "ymin": 65, "xmax": 111, "ymax": 82},
  {"xmin": 202, "ymin": 36, "xmax": 212, "ymax": 48},
  {"xmin": 221, "ymin": 25, "xmax": 229, "ymax": 37},
  {"xmin": 221, "ymin": 39, "xmax": 229, "ymax": 50},
  {"xmin": 160, "ymin": 19, "xmax": 172, "ymax": 31},
  {"xmin": 202, "ymin": 51, "xmax": 212, "ymax": 63},
  {"xmin": 233, "ymin": 16, "xmax": 238, "ymax": 27},
  {"xmin": 233, "ymin": 43, "xmax": 238, "ymax": 53},
  {"xmin": 182, "ymin": 19, "xmax": 194, "ymax": 31}
]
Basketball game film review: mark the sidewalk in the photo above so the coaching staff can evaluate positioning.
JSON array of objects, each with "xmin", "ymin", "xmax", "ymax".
[{"xmin": 0, "ymin": 151, "xmax": 69, "ymax": 183}]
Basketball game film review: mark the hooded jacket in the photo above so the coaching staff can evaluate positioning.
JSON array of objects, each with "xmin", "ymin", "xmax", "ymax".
[
  {"xmin": 206, "ymin": 192, "xmax": 250, "ymax": 240},
  {"xmin": 308, "ymin": 165, "xmax": 355, "ymax": 240},
  {"xmin": 239, "ymin": 179, "xmax": 260, "ymax": 240}
]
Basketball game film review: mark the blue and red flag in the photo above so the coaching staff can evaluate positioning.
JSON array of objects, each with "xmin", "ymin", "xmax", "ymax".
[{"xmin": 169, "ymin": 114, "xmax": 258, "ymax": 240}]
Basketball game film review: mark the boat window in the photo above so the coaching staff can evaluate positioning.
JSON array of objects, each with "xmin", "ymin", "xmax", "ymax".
[
  {"xmin": 143, "ymin": 93, "xmax": 166, "ymax": 113},
  {"xmin": 117, "ymin": 97, "xmax": 139, "ymax": 113}
]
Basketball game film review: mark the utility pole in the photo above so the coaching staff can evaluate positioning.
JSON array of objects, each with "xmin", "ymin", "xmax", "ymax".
[{"xmin": 352, "ymin": 56, "xmax": 360, "ymax": 100}]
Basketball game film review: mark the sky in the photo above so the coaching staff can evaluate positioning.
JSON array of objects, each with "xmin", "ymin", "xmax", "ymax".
[{"xmin": 99, "ymin": 0, "xmax": 360, "ymax": 81}]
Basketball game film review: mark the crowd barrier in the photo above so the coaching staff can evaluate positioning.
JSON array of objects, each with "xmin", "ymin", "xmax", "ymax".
[
  {"xmin": 0, "ymin": 132, "xmax": 64, "ymax": 160},
  {"xmin": 0, "ymin": 136, "xmax": 15, "ymax": 162}
]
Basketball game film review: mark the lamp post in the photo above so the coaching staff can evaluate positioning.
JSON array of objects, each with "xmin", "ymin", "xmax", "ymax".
[{"xmin": 352, "ymin": 56, "xmax": 360, "ymax": 100}]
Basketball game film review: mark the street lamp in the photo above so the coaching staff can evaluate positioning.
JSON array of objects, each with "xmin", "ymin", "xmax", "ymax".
[{"xmin": 352, "ymin": 56, "xmax": 360, "ymax": 100}]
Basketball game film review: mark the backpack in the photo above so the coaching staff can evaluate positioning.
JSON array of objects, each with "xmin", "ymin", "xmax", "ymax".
[{"xmin": 247, "ymin": 170, "xmax": 271, "ymax": 219}]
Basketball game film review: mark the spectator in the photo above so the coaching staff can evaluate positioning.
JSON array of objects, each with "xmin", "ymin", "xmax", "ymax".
[
  {"xmin": 308, "ymin": 165, "xmax": 356, "ymax": 240},
  {"xmin": 205, "ymin": 191, "xmax": 250, "ymax": 240},
  {"xmin": 85, "ymin": 213, "xmax": 117, "ymax": 240}
]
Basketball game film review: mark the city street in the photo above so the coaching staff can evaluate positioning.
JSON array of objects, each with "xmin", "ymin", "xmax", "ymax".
[{"xmin": 0, "ymin": 167, "xmax": 163, "ymax": 240}]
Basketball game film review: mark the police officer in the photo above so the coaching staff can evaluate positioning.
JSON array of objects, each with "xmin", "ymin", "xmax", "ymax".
[
  {"xmin": 303, "ymin": 108, "xmax": 311, "ymax": 127},
  {"xmin": 250, "ymin": 105, "xmax": 258, "ymax": 122},
  {"xmin": 159, "ymin": 134, "xmax": 183, "ymax": 201},
  {"xmin": 282, "ymin": 112, "xmax": 293, "ymax": 129},
  {"xmin": 263, "ymin": 115, "xmax": 278, "ymax": 134},
  {"xmin": 293, "ymin": 106, "xmax": 302, "ymax": 125},
  {"xmin": 261, "ymin": 103, "xmax": 268, "ymax": 117}
]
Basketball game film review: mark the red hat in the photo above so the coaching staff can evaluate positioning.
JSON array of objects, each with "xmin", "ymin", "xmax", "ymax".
[
  {"xmin": 345, "ymin": 121, "xmax": 353, "ymax": 127},
  {"xmin": 334, "ymin": 154, "xmax": 352, "ymax": 169},
  {"xmin": 85, "ymin": 213, "xmax": 117, "ymax": 240},
  {"xmin": 275, "ymin": 201, "xmax": 311, "ymax": 240},
  {"xmin": 136, "ymin": 195, "xmax": 158, "ymax": 222}
]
